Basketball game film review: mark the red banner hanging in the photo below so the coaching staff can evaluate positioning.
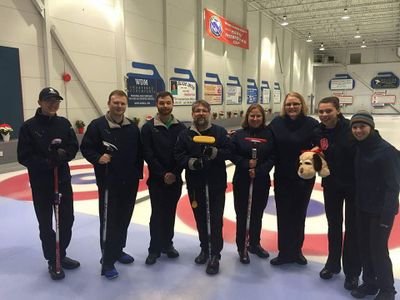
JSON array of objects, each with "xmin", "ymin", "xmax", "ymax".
[{"xmin": 204, "ymin": 9, "xmax": 249, "ymax": 49}]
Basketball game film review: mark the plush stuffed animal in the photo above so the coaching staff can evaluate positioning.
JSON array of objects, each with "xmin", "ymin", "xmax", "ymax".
[{"xmin": 297, "ymin": 151, "xmax": 330, "ymax": 180}]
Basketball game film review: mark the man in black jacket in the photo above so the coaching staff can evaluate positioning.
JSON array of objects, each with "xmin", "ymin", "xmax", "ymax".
[
  {"xmin": 141, "ymin": 91, "xmax": 187, "ymax": 265},
  {"xmin": 80, "ymin": 90, "xmax": 143, "ymax": 280},
  {"xmin": 17, "ymin": 87, "xmax": 80, "ymax": 280},
  {"xmin": 174, "ymin": 100, "xmax": 231, "ymax": 275}
]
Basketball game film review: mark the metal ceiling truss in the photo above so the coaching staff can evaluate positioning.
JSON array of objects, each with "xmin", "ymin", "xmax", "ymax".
[{"xmin": 245, "ymin": 0, "xmax": 400, "ymax": 53}]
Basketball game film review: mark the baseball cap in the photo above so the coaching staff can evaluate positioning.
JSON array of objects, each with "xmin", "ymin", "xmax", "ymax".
[{"xmin": 39, "ymin": 87, "xmax": 63, "ymax": 101}]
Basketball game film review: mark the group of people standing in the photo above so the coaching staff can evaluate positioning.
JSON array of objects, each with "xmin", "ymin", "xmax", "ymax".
[{"xmin": 17, "ymin": 87, "xmax": 399, "ymax": 300}]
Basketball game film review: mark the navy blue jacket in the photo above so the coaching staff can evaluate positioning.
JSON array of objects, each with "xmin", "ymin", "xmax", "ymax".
[
  {"xmin": 17, "ymin": 108, "xmax": 78, "ymax": 187},
  {"xmin": 80, "ymin": 115, "xmax": 143, "ymax": 187},
  {"xmin": 230, "ymin": 126, "xmax": 275, "ymax": 187},
  {"xmin": 141, "ymin": 115, "xmax": 187, "ymax": 184},
  {"xmin": 354, "ymin": 131, "xmax": 400, "ymax": 224},
  {"xmin": 270, "ymin": 115, "xmax": 318, "ymax": 180},
  {"xmin": 313, "ymin": 115, "xmax": 356, "ymax": 189},
  {"xmin": 174, "ymin": 124, "xmax": 231, "ymax": 191}
]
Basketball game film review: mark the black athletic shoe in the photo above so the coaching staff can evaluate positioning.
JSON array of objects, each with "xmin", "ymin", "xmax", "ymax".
[
  {"xmin": 270, "ymin": 256, "xmax": 295, "ymax": 266},
  {"xmin": 239, "ymin": 251, "xmax": 250, "ymax": 264},
  {"xmin": 48, "ymin": 263, "xmax": 65, "ymax": 280},
  {"xmin": 194, "ymin": 250, "xmax": 208, "ymax": 265},
  {"xmin": 351, "ymin": 283, "xmax": 379, "ymax": 298},
  {"xmin": 248, "ymin": 245, "xmax": 270, "ymax": 258},
  {"xmin": 344, "ymin": 276, "xmax": 359, "ymax": 290},
  {"xmin": 118, "ymin": 252, "xmax": 134, "ymax": 264},
  {"xmin": 101, "ymin": 264, "xmax": 119, "ymax": 280},
  {"xmin": 161, "ymin": 246, "xmax": 179, "ymax": 258},
  {"xmin": 61, "ymin": 257, "xmax": 80, "ymax": 270},
  {"xmin": 206, "ymin": 255, "xmax": 220, "ymax": 275},
  {"xmin": 296, "ymin": 253, "xmax": 308, "ymax": 265},
  {"xmin": 145, "ymin": 253, "xmax": 160, "ymax": 265},
  {"xmin": 374, "ymin": 290, "xmax": 396, "ymax": 300},
  {"xmin": 319, "ymin": 267, "xmax": 340, "ymax": 280}
]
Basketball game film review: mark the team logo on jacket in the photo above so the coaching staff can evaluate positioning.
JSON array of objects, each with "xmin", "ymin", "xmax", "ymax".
[{"xmin": 320, "ymin": 138, "xmax": 329, "ymax": 150}]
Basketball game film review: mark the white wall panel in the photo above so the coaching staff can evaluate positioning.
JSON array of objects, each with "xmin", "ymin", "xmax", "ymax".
[
  {"xmin": 0, "ymin": 6, "xmax": 42, "ymax": 46},
  {"xmin": 125, "ymin": 36, "xmax": 164, "ymax": 67},
  {"xmin": 52, "ymin": 19, "xmax": 116, "ymax": 57},
  {"xmin": 125, "ymin": 11, "xmax": 163, "ymax": 43},
  {"xmin": 49, "ymin": 0, "xmax": 116, "ymax": 31},
  {"xmin": 125, "ymin": 0, "xmax": 163, "ymax": 21}
]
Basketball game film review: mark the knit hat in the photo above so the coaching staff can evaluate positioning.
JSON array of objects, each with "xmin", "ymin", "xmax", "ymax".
[{"xmin": 350, "ymin": 110, "xmax": 375, "ymax": 128}]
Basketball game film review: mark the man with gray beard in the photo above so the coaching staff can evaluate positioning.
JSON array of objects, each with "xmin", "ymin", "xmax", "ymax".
[{"xmin": 174, "ymin": 100, "xmax": 231, "ymax": 275}]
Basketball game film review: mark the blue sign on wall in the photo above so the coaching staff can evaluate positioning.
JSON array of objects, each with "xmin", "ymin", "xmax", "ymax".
[
  {"xmin": 170, "ymin": 68, "xmax": 197, "ymax": 106},
  {"xmin": 247, "ymin": 79, "xmax": 258, "ymax": 104},
  {"xmin": 371, "ymin": 72, "xmax": 399, "ymax": 89},
  {"xmin": 126, "ymin": 62, "xmax": 165, "ymax": 107}
]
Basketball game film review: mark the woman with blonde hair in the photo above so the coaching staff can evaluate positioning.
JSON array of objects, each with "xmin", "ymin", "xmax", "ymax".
[{"xmin": 269, "ymin": 92, "xmax": 318, "ymax": 266}]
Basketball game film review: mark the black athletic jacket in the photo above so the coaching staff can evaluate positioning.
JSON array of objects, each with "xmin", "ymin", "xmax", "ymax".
[{"xmin": 17, "ymin": 108, "xmax": 78, "ymax": 187}]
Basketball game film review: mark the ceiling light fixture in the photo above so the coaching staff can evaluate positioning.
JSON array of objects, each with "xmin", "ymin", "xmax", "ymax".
[
  {"xmin": 306, "ymin": 33, "xmax": 313, "ymax": 42},
  {"xmin": 341, "ymin": 8, "xmax": 350, "ymax": 20},
  {"xmin": 319, "ymin": 42, "xmax": 325, "ymax": 51},
  {"xmin": 281, "ymin": 15, "xmax": 289, "ymax": 26},
  {"xmin": 361, "ymin": 40, "xmax": 367, "ymax": 48},
  {"xmin": 354, "ymin": 28, "xmax": 361, "ymax": 39}
]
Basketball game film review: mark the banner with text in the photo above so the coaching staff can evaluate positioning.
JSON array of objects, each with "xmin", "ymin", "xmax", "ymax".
[{"xmin": 204, "ymin": 9, "xmax": 249, "ymax": 49}]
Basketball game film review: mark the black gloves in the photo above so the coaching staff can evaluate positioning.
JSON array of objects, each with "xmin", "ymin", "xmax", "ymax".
[
  {"xmin": 204, "ymin": 146, "xmax": 218, "ymax": 160},
  {"xmin": 192, "ymin": 157, "xmax": 204, "ymax": 170},
  {"xmin": 49, "ymin": 148, "xmax": 67, "ymax": 167}
]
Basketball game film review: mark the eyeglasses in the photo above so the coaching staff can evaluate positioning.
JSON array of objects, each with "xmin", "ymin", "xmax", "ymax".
[{"xmin": 285, "ymin": 102, "xmax": 301, "ymax": 107}]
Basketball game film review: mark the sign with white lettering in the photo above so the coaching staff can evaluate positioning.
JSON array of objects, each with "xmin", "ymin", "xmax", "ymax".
[{"xmin": 127, "ymin": 62, "xmax": 165, "ymax": 107}]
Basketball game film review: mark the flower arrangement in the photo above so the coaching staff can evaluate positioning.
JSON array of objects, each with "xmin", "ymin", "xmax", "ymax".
[
  {"xmin": 75, "ymin": 120, "xmax": 85, "ymax": 129},
  {"xmin": 0, "ymin": 123, "xmax": 13, "ymax": 135}
]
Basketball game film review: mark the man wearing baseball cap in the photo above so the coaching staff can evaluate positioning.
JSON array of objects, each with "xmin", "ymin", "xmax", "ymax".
[
  {"xmin": 350, "ymin": 111, "xmax": 400, "ymax": 300},
  {"xmin": 17, "ymin": 87, "xmax": 80, "ymax": 280}
]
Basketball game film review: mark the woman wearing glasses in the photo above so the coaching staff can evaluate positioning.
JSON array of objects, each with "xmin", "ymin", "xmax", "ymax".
[{"xmin": 269, "ymin": 92, "xmax": 318, "ymax": 266}]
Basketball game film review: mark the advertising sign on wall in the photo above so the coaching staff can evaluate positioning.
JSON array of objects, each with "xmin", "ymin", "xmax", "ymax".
[
  {"xmin": 371, "ymin": 72, "xmax": 400, "ymax": 89},
  {"xmin": 170, "ymin": 68, "xmax": 197, "ymax": 106},
  {"xmin": 329, "ymin": 74, "xmax": 355, "ymax": 90},
  {"xmin": 260, "ymin": 81, "xmax": 270, "ymax": 104},
  {"xmin": 126, "ymin": 62, "xmax": 165, "ymax": 107},
  {"xmin": 247, "ymin": 79, "xmax": 258, "ymax": 104},
  {"xmin": 226, "ymin": 76, "xmax": 242, "ymax": 105},
  {"xmin": 204, "ymin": 72, "xmax": 223, "ymax": 105},
  {"xmin": 273, "ymin": 82, "xmax": 281, "ymax": 104},
  {"xmin": 204, "ymin": 8, "xmax": 249, "ymax": 49}
]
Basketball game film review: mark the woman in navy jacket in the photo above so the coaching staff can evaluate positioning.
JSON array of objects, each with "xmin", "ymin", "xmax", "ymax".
[
  {"xmin": 350, "ymin": 111, "xmax": 399, "ymax": 300},
  {"xmin": 231, "ymin": 104, "xmax": 275, "ymax": 264},
  {"xmin": 269, "ymin": 92, "xmax": 318, "ymax": 266},
  {"xmin": 313, "ymin": 97, "xmax": 360, "ymax": 290}
]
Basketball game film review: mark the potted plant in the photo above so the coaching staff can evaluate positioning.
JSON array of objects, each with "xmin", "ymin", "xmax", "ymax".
[
  {"xmin": 0, "ymin": 123, "xmax": 13, "ymax": 142},
  {"xmin": 132, "ymin": 117, "xmax": 140, "ymax": 126},
  {"xmin": 240, "ymin": 110, "xmax": 244, "ymax": 117},
  {"xmin": 227, "ymin": 111, "xmax": 232, "ymax": 118},
  {"xmin": 75, "ymin": 120, "xmax": 85, "ymax": 134},
  {"xmin": 212, "ymin": 112, "xmax": 218, "ymax": 120}
]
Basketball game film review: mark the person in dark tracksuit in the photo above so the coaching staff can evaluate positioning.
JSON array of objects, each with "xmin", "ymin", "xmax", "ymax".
[
  {"xmin": 230, "ymin": 104, "xmax": 275, "ymax": 264},
  {"xmin": 269, "ymin": 92, "xmax": 318, "ymax": 266},
  {"xmin": 313, "ymin": 97, "xmax": 361, "ymax": 290},
  {"xmin": 80, "ymin": 90, "xmax": 143, "ymax": 280},
  {"xmin": 141, "ymin": 91, "xmax": 186, "ymax": 265},
  {"xmin": 174, "ymin": 100, "xmax": 231, "ymax": 275},
  {"xmin": 350, "ymin": 111, "xmax": 399, "ymax": 300},
  {"xmin": 17, "ymin": 87, "xmax": 80, "ymax": 280}
]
